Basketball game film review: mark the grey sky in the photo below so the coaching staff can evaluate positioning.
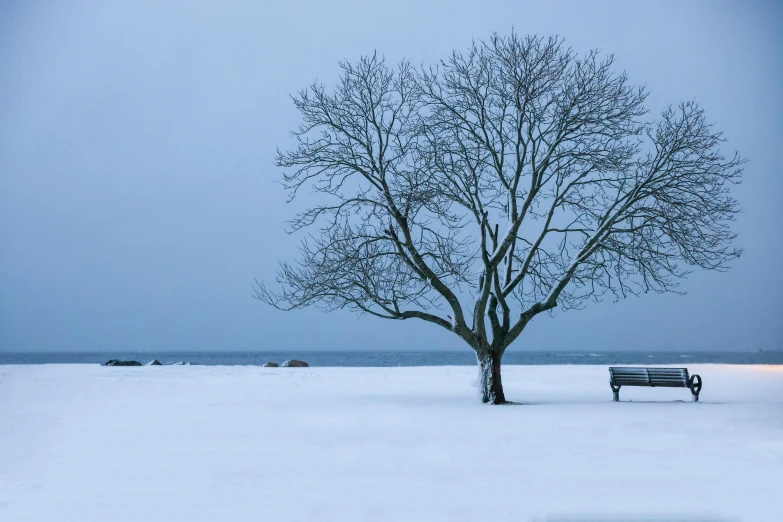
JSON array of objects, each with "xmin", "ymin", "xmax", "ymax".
[{"xmin": 0, "ymin": 0, "xmax": 781, "ymax": 353}]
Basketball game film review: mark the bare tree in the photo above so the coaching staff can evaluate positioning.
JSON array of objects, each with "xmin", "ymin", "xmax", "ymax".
[{"xmin": 257, "ymin": 33, "xmax": 744, "ymax": 404}]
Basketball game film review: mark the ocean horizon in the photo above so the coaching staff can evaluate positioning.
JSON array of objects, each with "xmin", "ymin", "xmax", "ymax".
[{"xmin": 1, "ymin": 350, "xmax": 781, "ymax": 366}]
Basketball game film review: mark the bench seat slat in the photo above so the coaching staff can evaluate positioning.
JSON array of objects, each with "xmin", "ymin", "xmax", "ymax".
[
  {"xmin": 614, "ymin": 381, "xmax": 688, "ymax": 388},
  {"xmin": 610, "ymin": 367, "xmax": 691, "ymax": 387}
]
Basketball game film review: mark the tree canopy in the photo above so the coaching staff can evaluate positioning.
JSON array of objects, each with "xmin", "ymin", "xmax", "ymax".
[{"xmin": 258, "ymin": 33, "xmax": 744, "ymax": 403}]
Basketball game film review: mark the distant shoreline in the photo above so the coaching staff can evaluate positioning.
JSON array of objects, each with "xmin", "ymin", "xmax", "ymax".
[{"xmin": 2, "ymin": 350, "xmax": 781, "ymax": 366}]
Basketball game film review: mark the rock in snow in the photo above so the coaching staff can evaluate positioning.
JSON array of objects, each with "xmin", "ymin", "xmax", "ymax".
[
  {"xmin": 147, "ymin": 360, "xmax": 162, "ymax": 366},
  {"xmin": 281, "ymin": 360, "xmax": 309, "ymax": 367},
  {"xmin": 262, "ymin": 362, "xmax": 279, "ymax": 367},
  {"xmin": 104, "ymin": 360, "xmax": 142, "ymax": 367}
]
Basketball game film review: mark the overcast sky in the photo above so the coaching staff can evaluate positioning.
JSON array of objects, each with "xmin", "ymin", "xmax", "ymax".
[{"xmin": 0, "ymin": 0, "xmax": 781, "ymax": 353}]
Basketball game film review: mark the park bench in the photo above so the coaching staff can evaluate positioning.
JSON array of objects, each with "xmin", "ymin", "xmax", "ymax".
[{"xmin": 609, "ymin": 367, "xmax": 702, "ymax": 402}]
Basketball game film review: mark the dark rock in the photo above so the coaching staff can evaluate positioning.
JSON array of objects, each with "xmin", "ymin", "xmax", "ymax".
[
  {"xmin": 104, "ymin": 360, "xmax": 142, "ymax": 367},
  {"xmin": 147, "ymin": 359, "xmax": 162, "ymax": 366},
  {"xmin": 262, "ymin": 362, "xmax": 279, "ymax": 367},
  {"xmin": 281, "ymin": 359, "xmax": 309, "ymax": 367}
]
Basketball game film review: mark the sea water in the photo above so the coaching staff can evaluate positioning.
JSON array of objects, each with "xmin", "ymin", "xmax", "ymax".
[{"xmin": 1, "ymin": 350, "xmax": 781, "ymax": 366}]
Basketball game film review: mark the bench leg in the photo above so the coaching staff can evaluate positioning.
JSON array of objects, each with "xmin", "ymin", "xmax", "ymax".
[
  {"xmin": 611, "ymin": 385, "xmax": 620, "ymax": 402},
  {"xmin": 689, "ymin": 374, "xmax": 702, "ymax": 403}
]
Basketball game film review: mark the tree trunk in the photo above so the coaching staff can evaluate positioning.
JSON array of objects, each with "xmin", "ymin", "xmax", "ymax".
[{"xmin": 477, "ymin": 349, "xmax": 506, "ymax": 404}]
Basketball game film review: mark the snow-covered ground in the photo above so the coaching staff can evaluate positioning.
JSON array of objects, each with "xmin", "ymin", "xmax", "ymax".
[{"xmin": 1, "ymin": 364, "xmax": 781, "ymax": 521}]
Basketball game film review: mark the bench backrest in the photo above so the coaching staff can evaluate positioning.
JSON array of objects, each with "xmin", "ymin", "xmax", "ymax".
[{"xmin": 609, "ymin": 367, "xmax": 690, "ymax": 387}]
